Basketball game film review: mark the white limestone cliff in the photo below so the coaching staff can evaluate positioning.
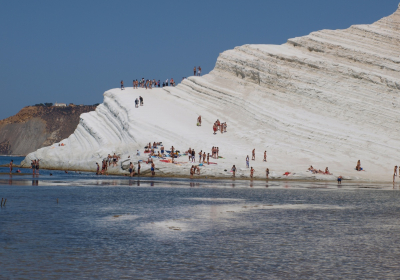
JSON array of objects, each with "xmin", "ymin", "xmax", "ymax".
[{"xmin": 23, "ymin": 4, "xmax": 400, "ymax": 181}]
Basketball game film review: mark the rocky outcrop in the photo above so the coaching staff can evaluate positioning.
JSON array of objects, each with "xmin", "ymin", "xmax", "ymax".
[
  {"xmin": 0, "ymin": 105, "xmax": 97, "ymax": 155},
  {"xmin": 22, "ymin": 4, "xmax": 400, "ymax": 181}
]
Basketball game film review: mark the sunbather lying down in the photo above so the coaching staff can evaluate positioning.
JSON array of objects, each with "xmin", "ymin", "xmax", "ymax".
[{"xmin": 308, "ymin": 165, "xmax": 332, "ymax": 175}]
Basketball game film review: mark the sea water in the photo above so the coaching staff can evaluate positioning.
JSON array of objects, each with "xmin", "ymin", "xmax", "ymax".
[{"xmin": 1, "ymin": 159, "xmax": 400, "ymax": 279}]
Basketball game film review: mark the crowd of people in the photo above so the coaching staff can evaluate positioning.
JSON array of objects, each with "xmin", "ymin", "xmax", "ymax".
[
  {"xmin": 97, "ymin": 153, "xmax": 121, "ymax": 175},
  {"xmin": 121, "ymin": 78, "xmax": 176, "ymax": 90},
  {"xmin": 120, "ymin": 66, "xmax": 201, "ymax": 91}
]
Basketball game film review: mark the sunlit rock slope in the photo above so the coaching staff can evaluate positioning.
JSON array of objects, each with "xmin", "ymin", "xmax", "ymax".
[{"xmin": 23, "ymin": 4, "xmax": 400, "ymax": 181}]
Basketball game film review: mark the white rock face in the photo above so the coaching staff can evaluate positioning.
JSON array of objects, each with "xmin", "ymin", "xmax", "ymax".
[{"xmin": 23, "ymin": 5, "xmax": 400, "ymax": 181}]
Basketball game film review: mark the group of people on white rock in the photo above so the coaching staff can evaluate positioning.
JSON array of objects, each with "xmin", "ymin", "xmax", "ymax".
[
  {"xmin": 193, "ymin": 66, "xmax": 202, "ymax": 76},
  {"xmin": 213, "ymin": 119, "xmax": 227, "ymax": 134},
  {"xmin": 120, "ymin": 78, "xmax": 176, "ymax": 90},
  {"xmin": 135, "ymin": 96, "xmax": 144, "ymax": 108},
  {"xmin": 308, "ymin": 165, "xmax": 331, "ymax": 175}
]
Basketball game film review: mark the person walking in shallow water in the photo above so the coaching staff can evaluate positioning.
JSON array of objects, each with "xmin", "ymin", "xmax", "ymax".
[{"xmin": 9, "ymin": 160, "xmax": 13, "ymax": 174}]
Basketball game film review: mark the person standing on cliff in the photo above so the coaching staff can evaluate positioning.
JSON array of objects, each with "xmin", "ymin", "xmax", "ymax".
[
  {"xmin": 198, "ymin": 66, "xmax": 201, "ymax": 76},
  {"xmin": 193, "ymin": 67, "xmax": 196, "ymax": 76},
  {"xmin": 9, "ymin": 160, "xmax": 13, "ymax": 174},
  {"xmin": 121, "ymin": 80, "xmax": 124, "ymax": 90}
]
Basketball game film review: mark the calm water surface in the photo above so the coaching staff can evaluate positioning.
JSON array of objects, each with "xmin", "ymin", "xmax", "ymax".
[{"xmin": 1, "ymin": 159, "xmax": 400, "ymax": 279}]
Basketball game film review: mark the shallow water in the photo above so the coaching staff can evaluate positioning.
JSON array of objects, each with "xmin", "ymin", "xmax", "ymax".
[{"xmin": 1, "ymin": 164, "xmax": 400, "ymax": 279}]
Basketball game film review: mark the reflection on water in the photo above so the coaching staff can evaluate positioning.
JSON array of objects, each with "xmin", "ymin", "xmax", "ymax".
[{"xmin": 1, "ymin": 175, "xmax": 400, "ymax": 278}]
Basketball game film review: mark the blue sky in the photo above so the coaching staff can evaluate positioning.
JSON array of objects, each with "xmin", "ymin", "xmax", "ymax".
[{"xmin": 0, "ymin": 0, "xmax": 398, "ymax": 119}]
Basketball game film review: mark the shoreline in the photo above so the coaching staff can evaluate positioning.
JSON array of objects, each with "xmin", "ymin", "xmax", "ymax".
[{"xmin": 1, "ymin": 164, "xmax": 391, "ymax": 184}]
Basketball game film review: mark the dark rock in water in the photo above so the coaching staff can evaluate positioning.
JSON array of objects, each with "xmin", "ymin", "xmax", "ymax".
[{"xmin": 0, "ymin": 105, "xmax": 97, "ymax": 156}]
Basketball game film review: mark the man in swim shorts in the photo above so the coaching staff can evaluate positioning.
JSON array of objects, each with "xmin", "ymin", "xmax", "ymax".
[
  {"xmin": 151, "ymin": 163, "xmax": 155, "ymax": 176},
  {"xmin": 192, "ymin": 149, "xmax": 195, "ymax": 162},
  {"xmin": 9, "ymin": 160, "xmax": 13, "ymax": 174}
]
